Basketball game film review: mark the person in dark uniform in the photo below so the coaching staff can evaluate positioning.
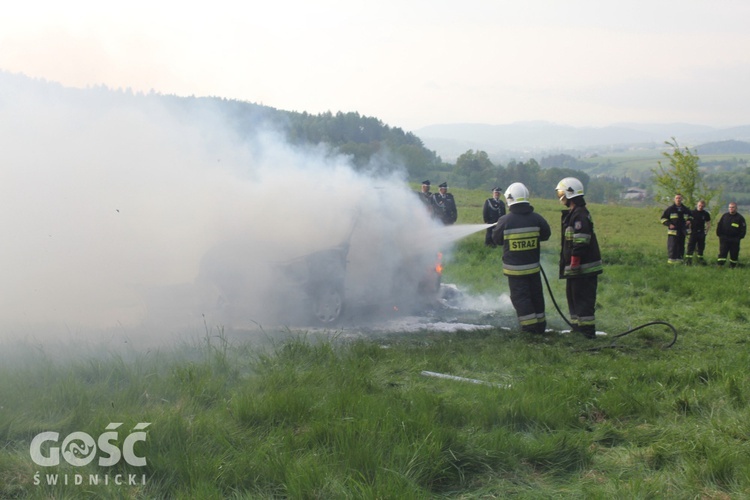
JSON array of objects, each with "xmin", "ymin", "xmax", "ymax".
[
  {"xmin": 430, "ymin": 182, "xmax": 458, "ymax": 225},
  {"xmin": 483, "ymin": 187, "xmax": 506, "ymax": 247},
  {"xmin": 555, "ymin": 177, "xmax": 603, "ymax": 339},
  {"xmin": 660, "ymin": 193, "xmax": 690, "ymax": 264},
  {"xmin": 416, "ymin": 180, "xmax": 433, "ymax": 216},
  {"xmin": 686, "ymin": 199, "xmax": 711, "ymax": 265},
  {"xmin": 492, "ymin": 183, "xmax": 551, "ymax": 334},
  {"xmin": 716, "ymin": 202, "xmax": 746, "ymax": 268}
]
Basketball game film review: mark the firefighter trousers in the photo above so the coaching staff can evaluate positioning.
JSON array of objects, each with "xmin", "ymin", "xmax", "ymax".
[
  {"xmin": 686, "ymin": 233, "xmax": 706, "ymax": 262},
  {"xmin": 667, "ymin": 233, "xmax": 686, "ymax": 263},
  {"xmin": 565, "ymin": 274, "xmax": 598, "ymax": 337},
  {"xmin": 718, "ymin": 239, "xmax": 741, "ymax": 267},
  {"xmin": 507, "ymin": 273, "xmax": 546, "ymax": 334}
]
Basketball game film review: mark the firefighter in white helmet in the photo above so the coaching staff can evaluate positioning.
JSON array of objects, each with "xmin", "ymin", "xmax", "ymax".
[
  {"xmin": 555, "ymin": 177, "xmax": 603, "ymax": 339},
  {"xmin": 492, "ymin": 182, "xmax": 551, "ymax": 334}
]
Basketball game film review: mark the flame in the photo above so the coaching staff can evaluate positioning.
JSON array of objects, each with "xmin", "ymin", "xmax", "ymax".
[{"xmin": 435, "ymin": 252, "xmax": 443, "ymax": 274}]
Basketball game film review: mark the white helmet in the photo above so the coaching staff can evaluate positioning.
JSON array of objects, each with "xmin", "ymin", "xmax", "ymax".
[
  {"xmin": 504, "ymin": 182, "xmax": 530, "ymax": 206},
  {"xmin": 555, "ymin": 177, "xmax": 584, "ymax": 201}
]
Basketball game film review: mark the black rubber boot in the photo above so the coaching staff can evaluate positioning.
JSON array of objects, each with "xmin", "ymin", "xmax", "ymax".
[{"xmin": 578, "ymin": 326, "xmax": 596, "ymax": 339}]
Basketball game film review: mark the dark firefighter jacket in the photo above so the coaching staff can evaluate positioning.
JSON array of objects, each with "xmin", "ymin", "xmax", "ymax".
[
  {"xmin": 482, "ymin": 197, "xmax": 506, "ymax": 225},
  {"xmin": 660, "ymin": 203, "xmax": 690, "ymax": 236},
  {"xmin": 559, "ymin": 200, "xmax": 603, "ymax": 279},
  {"xmin": 417, "ymin": 190, "xmax": 433, "ymax": 215},
  {"xmin": 431, "ymin": 193, "xmax": 458, "ymax": 225},
  {"xmin": 689, "ymin": 208, "xmax": 711, "ymax": 235},
  {"xmin": 492, "ymin": 203, "xmax": 551, "ymax": 276},
  {"xmin": 716, "ymin": 211, "xmax": 747, "ymax": 242}
]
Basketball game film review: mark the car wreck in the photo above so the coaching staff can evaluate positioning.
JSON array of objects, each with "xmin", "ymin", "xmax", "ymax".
[{"xmin": 199, "ymin": 217, "xmax": 445, "ymax": 326}]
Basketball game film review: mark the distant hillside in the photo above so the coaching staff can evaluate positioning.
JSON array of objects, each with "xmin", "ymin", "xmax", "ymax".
[
  {"xmin": 694, "ymin": 140, "xmax": 750, "ymax": 155},
  {"xmin": 416, "ymin": 122, "xmax": 750, "ymax": 162}
]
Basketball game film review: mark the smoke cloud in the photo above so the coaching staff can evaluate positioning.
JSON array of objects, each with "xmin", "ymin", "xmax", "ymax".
[{"xmin": 0, "ymin": 73, "xmax": 469, "ymax": 343}]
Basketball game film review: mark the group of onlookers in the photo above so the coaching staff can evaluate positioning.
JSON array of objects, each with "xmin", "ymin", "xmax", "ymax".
[
  {"xmin": 417, "ymin": 180, "xmax": 458, "ymax": 225},
  {"xmin": 660, "ymin": 194, "xmax": 747, "ymax": 267}
]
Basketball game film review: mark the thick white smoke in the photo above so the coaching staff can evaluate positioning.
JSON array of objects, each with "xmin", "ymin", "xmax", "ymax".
[{"xmin": 0, "ymin": 74, "xmax": 456, "ymax": 340}]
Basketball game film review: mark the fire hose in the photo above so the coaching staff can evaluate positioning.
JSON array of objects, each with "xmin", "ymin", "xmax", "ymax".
[{"xmin": 539, "ymin": 265, "xmax": 678, "ymax": 351}]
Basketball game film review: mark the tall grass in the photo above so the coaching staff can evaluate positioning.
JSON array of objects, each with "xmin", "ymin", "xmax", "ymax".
[{"xmin": 2, "ymin": 194, "xmax": 750, "ymax": 498}]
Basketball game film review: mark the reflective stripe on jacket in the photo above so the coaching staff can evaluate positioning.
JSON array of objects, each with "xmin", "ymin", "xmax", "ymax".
[
  {"xmin": 660, "ymin": 203, "xmax": 689, "ymax": 235},
  {"xmin": 560, "ymin": 203, "xmax": 603, "ymax": 279},
  {"xmin": 493, "ymin": 204, "xmax": 551, "ymax": 277}
]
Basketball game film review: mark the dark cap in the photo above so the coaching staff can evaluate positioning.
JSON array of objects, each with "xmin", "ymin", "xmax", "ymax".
[
  {"xmin": 421, "ymin": 180, "xmax": 430, "ymax": 186},
  {"xmin": 492, "ymin": 187, "xmax": 501, "ymax": 193},
  {"xmin": 439, "ymin": 182, "xmax": 448, "ymax": 188}
]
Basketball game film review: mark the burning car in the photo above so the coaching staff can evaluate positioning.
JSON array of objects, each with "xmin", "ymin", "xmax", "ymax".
[
  {"xmin": 273, "ymin": 242, "xmax": 350, "ymax": 324},
  {"xmin": 194, "ymin": 218, "xmax": 445, "ymax": 327},
  {"xmin": 271, "ymin": 243, "xmax": 443, "ymax": 325}
]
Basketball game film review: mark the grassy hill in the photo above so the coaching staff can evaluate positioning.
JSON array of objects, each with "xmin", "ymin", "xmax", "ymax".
[{"xmin": 2, "ymin": 190, "xmax": 750, "ymax": 498}]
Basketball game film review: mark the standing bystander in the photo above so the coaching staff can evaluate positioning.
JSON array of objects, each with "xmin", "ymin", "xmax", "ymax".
[
  {"xmin": 686, "ymin": 199, "xmax": 711, "ymax": 265},
  {"xmin": 430, "ymin": 182, "xmax": 458, "ymax": 225},
  {"xmin": 416, "ymin": 180, "xmax": 433, "ymax": 216},
  {"xmin": 483, "ymin": 187, "xmax": 506, "ymax": 247},
  {"xmin": 716, "ymin": 202, "xmax": 746, "ymax": 268},
  {"xmin": 660, "ymin": 194, "xmax": 691, "ymax": 264}
]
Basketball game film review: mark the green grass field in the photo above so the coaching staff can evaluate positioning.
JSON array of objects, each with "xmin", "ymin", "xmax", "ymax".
[{"xmin": 2, "ymin": 190, "xmax": 750, "ymax": 498}]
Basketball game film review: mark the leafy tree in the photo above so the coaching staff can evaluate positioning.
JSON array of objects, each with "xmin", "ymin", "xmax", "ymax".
[
  {"xmin": 395, "ymin": 144, "xmax": 438, "ymax": 179},
  {"xmin": 504, "ymin": 159, "xmax": 541, "ymax": 195},
  {"xmin": 540, "ymin": 154, "xmax": 591, "ymax": 171},
  {"xmin": 651, "ymin": 138, "xmax": 720, "ymax": 209},
  {"xmin": 455, "ymin": 150, "xmax": 494, "ymax": 189},
  {"xmin": 279, "ymin": 109, "xmax": 445, "ymax": 177},
  {"xmin": 490, "ymin": 164, "xmax": 507, "ymax": 192}
]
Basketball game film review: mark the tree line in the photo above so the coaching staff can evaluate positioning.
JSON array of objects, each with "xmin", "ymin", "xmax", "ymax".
[
  {"xmin": 160, "ymin": 93, "xmax": 731, "ymax": 206},
  {"xmin": 266, "ymin": 109, "xmax": 622, "ymax": 201},
  {"xmin": 451, "ymin": 150, "xmax": 630, "ymax": 203},
  {"xmin": 6, "ymin": 71, "xmax": 743, "ymax": 207},
  {"xmin": 276, "ymin": 109, "xmax": 634, "ymax": 202}
]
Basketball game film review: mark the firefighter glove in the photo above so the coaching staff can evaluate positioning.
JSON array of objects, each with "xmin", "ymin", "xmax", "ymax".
[{"xmin": 570, "ymin": 255, "xmax": 581, "ymax": 271}]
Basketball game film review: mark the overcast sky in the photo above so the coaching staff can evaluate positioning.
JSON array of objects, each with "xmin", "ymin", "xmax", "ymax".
[{"xmin": 2, "ymin": 0, "xmax": 749, "ymax": 131}]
